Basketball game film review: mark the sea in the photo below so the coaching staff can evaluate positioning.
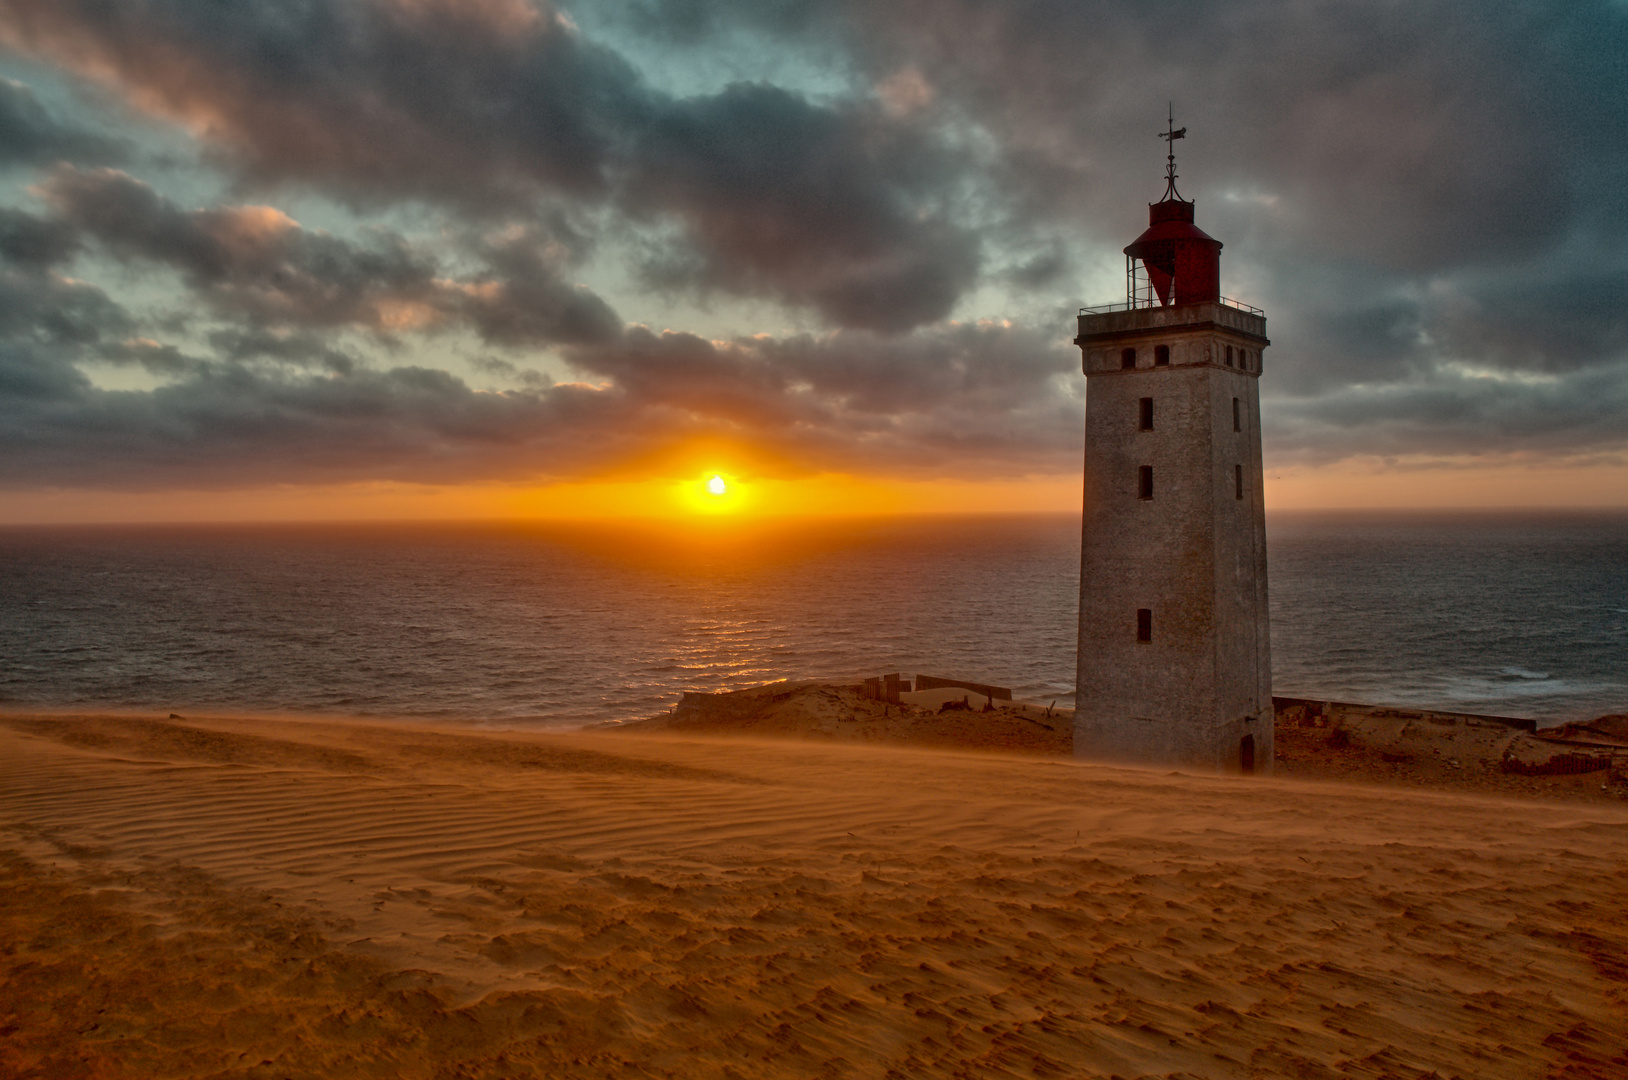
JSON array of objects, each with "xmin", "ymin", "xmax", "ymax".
[{"xmin": 1, "ymin": 512, "xmax": 1624, "ymax": 729}]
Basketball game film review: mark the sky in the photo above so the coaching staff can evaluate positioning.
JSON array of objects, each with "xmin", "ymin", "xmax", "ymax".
[{"xmin": 0, "ymin": 0, "xmax": 1624, "ymax": 522}]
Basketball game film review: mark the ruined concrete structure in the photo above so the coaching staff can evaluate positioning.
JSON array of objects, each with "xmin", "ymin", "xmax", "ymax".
[{"xmin": 1073, "ymin": 119, "xmax": 1272, "ymax": 773}]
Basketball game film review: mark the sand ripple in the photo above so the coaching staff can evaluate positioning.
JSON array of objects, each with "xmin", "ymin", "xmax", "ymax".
[{"xmin": 3, "ymin": 714, "xmax": 1627, "ymax": 1078}]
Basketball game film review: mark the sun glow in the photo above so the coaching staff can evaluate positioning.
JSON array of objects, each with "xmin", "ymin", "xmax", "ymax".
[
  {"xmin": 16, "ymin": 456, "xmax": 1621, "ymax": 527},
  {"xmin": 680, "ymin": 471, "xmax": 746, "ymax": 515}
]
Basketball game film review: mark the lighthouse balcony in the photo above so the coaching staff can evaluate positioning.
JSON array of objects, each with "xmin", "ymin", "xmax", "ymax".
[
  {"xmin": 1075, "ymin": 298, "xmax": 1267, "ymax": 346},
  {"xmin": 1080, "ymin": 295, "xmax": 1263, "ymax": 317}
]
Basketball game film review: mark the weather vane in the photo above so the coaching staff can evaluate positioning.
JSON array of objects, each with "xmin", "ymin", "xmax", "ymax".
[{"xmin": 1159, "ymin": 102, "xmax": 1186, "ymax": 201}]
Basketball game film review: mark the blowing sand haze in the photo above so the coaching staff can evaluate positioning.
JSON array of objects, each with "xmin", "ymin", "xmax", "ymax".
[{"xmin": 4, "ymin": 712, "xmax": 1627, "ymax": 1078}]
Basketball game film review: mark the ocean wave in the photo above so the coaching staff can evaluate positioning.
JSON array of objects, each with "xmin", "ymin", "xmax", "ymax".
[{"xmin": 4, "ymin": 514, "xmax": 1627, "ymax": 726}]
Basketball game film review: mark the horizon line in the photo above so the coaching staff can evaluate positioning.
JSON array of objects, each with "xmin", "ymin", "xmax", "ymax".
[{"xmin": 5, "ymin": 505, "xmax": 1628, "ymax": 530}]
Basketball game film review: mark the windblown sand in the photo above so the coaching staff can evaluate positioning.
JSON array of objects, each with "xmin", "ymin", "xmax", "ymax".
[{"xmin": 3, "ymin": 714, "xmax": 1627, "ymax": 1078}]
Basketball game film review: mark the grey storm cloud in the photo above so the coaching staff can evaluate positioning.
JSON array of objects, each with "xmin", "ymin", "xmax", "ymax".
[
  {"xmin": 0, "ymin": 231, "xmax": 1077, "ymax": 488},
  {"xmin": 0, "ymin": 75, "xmax": 122, "ymax": 167},
  {"xmin": 610, "ymin": 0, "xmax": 1627, "ymax": 268},
  {"xmin": 1268, "ymin": 358, "xmax": 1628, "ymax": 467},
  {"xmin": 0, "ymin": 0, "xmax": 1624, "ymax": 490},
  {"xmin": 0, "ymin": 164, "xmax": 1063, "ymax": 489},
  {"xmin": 39, "ymin": 165, "xmax": 622, "ymax": 344},
  {"xmin": 626, "ymin": 82, "xmax": 979, "ymax": 330},
  {"xmin": 0, "ymin": 206, "xmax": 79, "ymax": 268},
  {"xmin": 0, "ymin": 259, "xmax": 129, "ymax": 347},
  {"xmin": 205, "ymin": 327, "xmax": 360, "ymax": 375},
  {"xmin": 554, "ymin": 319, "xmax": 1082, "ymax": 474},
  {"xmin": 459, "ymin": 226, "xmax": 625, "ymax": 347},
  {"xmin": 645, "ymin": 0, "xmax": 1628, "ymax": 473},
  {"xmin": 0, "ymin": 0, "xmax": 979, "ymax": 332},
  {"xmin": 0, "ymin": 242, "xmax": 641, "ymax": 487}
]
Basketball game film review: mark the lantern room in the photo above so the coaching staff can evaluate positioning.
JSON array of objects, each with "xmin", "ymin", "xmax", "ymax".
[
  {"xmin": 1122, "ymin": 110, "xmax": 1222, "ymax": 307},
  {"xmin": 1125, "ymin": 198, "xmax": 1221, "ymax": 306}
]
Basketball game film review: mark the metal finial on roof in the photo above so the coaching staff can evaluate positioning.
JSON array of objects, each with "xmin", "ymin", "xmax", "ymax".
[{"xmin": 1159, "ymin": 102, "xmax": 1187, "ymax": 201}]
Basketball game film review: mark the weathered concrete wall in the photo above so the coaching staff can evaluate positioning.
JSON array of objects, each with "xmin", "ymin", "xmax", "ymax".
[{"xmin": 1074, "ymin": 305, "xmax": 1272, "ymax": 773}]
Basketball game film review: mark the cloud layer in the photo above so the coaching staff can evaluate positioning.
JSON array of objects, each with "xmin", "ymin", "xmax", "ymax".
[
  {"xmin": 0, "ymin": 0, "xmax": 980, "ymax": 330},
  {"xmin": 0, "ymin": 0, "xmax": 1623, "ymax": 494}
]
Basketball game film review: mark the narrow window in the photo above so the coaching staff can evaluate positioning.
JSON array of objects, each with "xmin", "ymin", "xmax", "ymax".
[
  {"xmin": 1121, "ymin": 347, "xmax": 1136, "ymax": 370},
  {"xmin": 1225, "ymin": 345, "xmax": 1234, "ymax": 367},
  {"xmin": 1234, "ymin": 464, "xmax": 1244, "ymax": 500},
  {"xmin": 1233, "ymin": 397, "xmax": 1241, "ymax": 432},
  {"xmin": 1240, "ymin": 734, "xmax": 1256, "ymax": 774},
  {"xmin": 1136, "ymin": 608, "xmax": 1152, "ymax": 643},
  {"xmin": 1237, "ymin": 349, "xmax": 1248, "ymax": 372},
  {"xmin": 1138, "ymin": 465, "xmax": 1153, "ymax": 500},
  {"xmin": 1154, "ymin": 344, "xmax": 1170, "ymax": 366},
  {"xmin": 1138, "ymin": 397, "xmax": 1154, "ymax": 431}
]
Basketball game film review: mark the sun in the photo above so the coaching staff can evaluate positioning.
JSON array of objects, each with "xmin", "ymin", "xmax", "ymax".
[{"xmin": 679, "ymin": 471, "xmax": 745, "ymax": 515}]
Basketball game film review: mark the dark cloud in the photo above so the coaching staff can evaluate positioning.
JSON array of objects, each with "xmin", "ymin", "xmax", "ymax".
[
  {"xmin": 671, "ymin": 0, "xmax": 1625, "ymax": 269},
  {"xmin": 42, "ymin": 165, "xmax": 444, "ymax": 332},
  {"xmin": 0, "ymin": 0, "xmax": 1625, "ymax": 491},
  {"xmin": 0, "ymin": 75, "xmax": 122, "ymax": 167},
  {"xmin": 560, "ymin": 319, "xmax": 1079, "ymax": 473},
  {"xmin": 93, "ymin": 336, "xmax": 198, "ymax": 376},
  {"xmin": 39, "ymin": 165, "xmax": 621, "ymax": 344},
  {"xmin": 0, "ymin": 244, "xmax": 134, "ymax": 404},
  {"xmin": 0, "ymin": 0, "xmax": 646, "ymax": 201},
  {"xmin": 0, "ymin": 242, "xmax": 632, "ymax": 486},
  {"xmin": 0, "ymin": 340, "xmax": 90, "ymax": 402},
  {"xmin": 0, "ymin": 206, "xmax": 78, "ymax": 269},
  {"xmin": 0, "ymin": 306, "xmax": 1079, "ymax": 489},
  {"xmin": 1267, "ymin": 359, "xmax": 1628, "ymax": 467},
  {"xmin": 0, "ymin": 0, "xmax": 980, "ymax": 331},
  {"xmin": 0, "ymin": 261, "xmax": 130, "ymax": 346},
  {"xmin": 470, "ymin": 354, "xmax": 549, "ymax": 388},
  {"xmin": 458, "ymin": 226, "xmax": 624, "ymax": 346},
  {"xmin": 1421, "ymin": 262, "xmax": 1628, "ymax": 375},
  {"xmin": 627, "ymin": 82, "xmax": 979, "ymax": 330},
  {"xmin": 0, "ymin": 361, "xmax": 593, "ymax": 489},
  {"xmin": 205, "ymin": 327, "xmax": 359, "ymax": 375},
  {"xmin": 597, "ymin": 0, "xmax": 1628, "ymax": 334}
]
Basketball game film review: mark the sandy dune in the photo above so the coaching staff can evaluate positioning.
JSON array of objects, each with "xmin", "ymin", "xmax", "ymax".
[{"xmin": 3, "ymin": 713, "xmax": 1628, "ymax": 1078}]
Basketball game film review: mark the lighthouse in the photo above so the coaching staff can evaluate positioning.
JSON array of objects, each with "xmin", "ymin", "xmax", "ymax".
[{"xmin": 1073, "ymin": 115, "xmax": 1272, "ymax": 774}]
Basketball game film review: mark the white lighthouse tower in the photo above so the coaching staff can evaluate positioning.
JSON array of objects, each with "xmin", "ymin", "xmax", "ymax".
[{"xmin": 1073, "ymin": 116, "xmax": 1272, "ymax": 774}]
